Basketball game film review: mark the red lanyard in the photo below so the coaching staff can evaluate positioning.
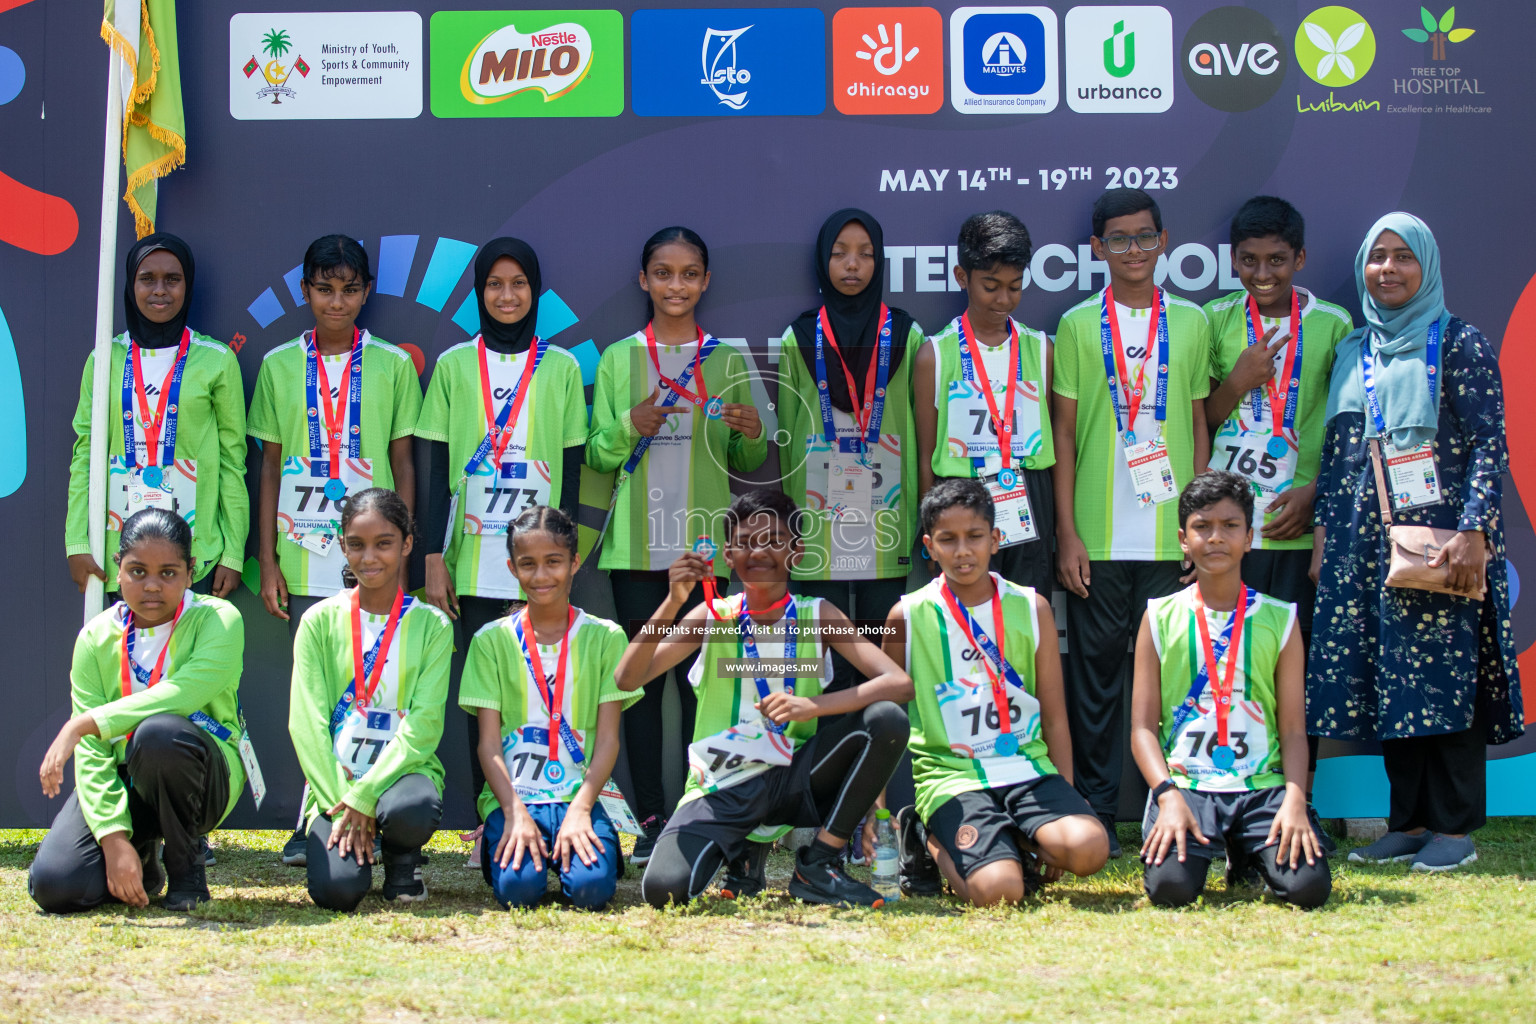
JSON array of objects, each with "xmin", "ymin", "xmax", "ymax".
[
  {"xmin": 738, "ymin": 590, "xmax": 792, "ymax": 621},
  {"xmin": 477, "ymin": 336, "xmax": 539, "ymax": 467},
  {"xmin": 351, "ymin": 586, "xmax": 405, "ymax": 711},
  {"xmin": 1105, "ymin": 287, "xmax": 1161, "ymax": 431},
  {"xmin": 1247, "ymin": 291, "xmax": 1300, "ymax": 440},
  {"xmin": 959, "ymin": 312, "xmax": 1020, "ymax": 471},
  {"xmin": 313, "ymin": 328, "xmax": 360, "ymax": 483},
  {"xmin": 646, "ymin": 323, "xmax": 710, "ymax": 408},
  {"xmin": 129, "ymin": 330, "xmax": 190, "ymax": 469},
  {"xmin": 524, "ymin": 606, "xmax": 574, "ymax": 765},
  {"xmin": 119, "ymin": 602, "xmax": 185, "ymax": 697},
  {"xmin": 817, "ymin": 305, "xmax": 888, "ymax": 440},
  {"xmin": 939, "ymin": 578, "xmax": 1012, "ymax": 738},
  {"xmin": 1193, "ymin": 585, "xmax": 1248, "ymax": 747}
]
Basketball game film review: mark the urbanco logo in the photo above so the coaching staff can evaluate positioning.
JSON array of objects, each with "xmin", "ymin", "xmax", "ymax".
[
  {"xmin": 1295, "ymin": 6, "xmax": 1376, "ymax": 87},
  {"xmin": 1065, "ymin": 6, "xmax": 1172, "ymax": 113},
  {"xmin": 1180, "ymin": 6, "xmax": 1286, "ymax": 112},
  {"xmin": 949, "ymin": 7, "xmax": 1058, "ymax": 114},
  {"xmin": 430, "ymin": 10, "xmax": 623, "ymax": 118},
  {"xmin": 833, "ymin": 7, "xmax": 943, "ymax": 115},
  {"xmin": 630, "ymin": 9, "xmax": 825, "ymax": 117}
]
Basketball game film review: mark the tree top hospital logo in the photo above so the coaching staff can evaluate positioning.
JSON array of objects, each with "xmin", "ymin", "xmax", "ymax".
[
  {"xmin": 631, "ymin": 9, "xmax": 825, "ymax": 116},
  {"xmin": 1181, "ymin": 6, "xmax": 1287, "ymax": 112},
  {"xmin": 1065, "ymin": 6, "xmax": 1173, "ymax": 113},
  {"xmin": 430, "ymin": 10, "xmax": 622, "ymax": 118},
  {"xmin": 833, "ymin": 7, "xmax": 943, "ymax": 115},
  {"xmin": 949, "ymin": 7, "xmax": 1059, "ymax": 115},
  {"xmin": 1296, "ymin": 6, "xmax": 1376, "ymax": 87}
]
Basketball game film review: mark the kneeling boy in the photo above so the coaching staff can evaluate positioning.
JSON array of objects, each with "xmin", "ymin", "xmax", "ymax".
[
  {"xmin": 1130, "ymin": 471, "xmax": 1330, "ymax": 908},
  {"xmin": 618, "ymin": 489, "xmax": 913, "ymax": 908},
  {"xmin": 888, "ymin": 479, "xmax": 1108, "ymax": 905}
]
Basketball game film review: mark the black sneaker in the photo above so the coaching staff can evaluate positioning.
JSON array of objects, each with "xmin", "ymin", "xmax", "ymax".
[
  {"xmin": 141, "ymin": 841, "xmax": 165, "ymax": 900},
  {"xmin": 161, "ymin": 861, "xmax": 211, "ymax": 911},
  {"xmin": 895, "ymin": 806, "xmax": 942, "ymax": 896},
  {"xmin": 630, "ymin": 815, "xmax": 664, "ymax": 866},
  {"xmin": 719, "ymin": 844, "xmax": 768, "ymax": 899},
  {"xmin": 1098, "ymin": 814, "xmax": 1123, "ymax": 859},
  {"xmin": 198, "ymin": 836, "xmax": 216, "ymax": 867},
  {"xmin": 788, "ymin": 846, "xmax": 887, "ymax": 908},
  {"xmin": 1224, "ymin": 847, "xmax": 1262, "ymax": 890},
  {"xmin": 383, "ymin": 856, "xmax": 428, "ymax": 904},
  {"xmin": 281, "ymin": 827, "xmax": 308, "ymax": 867}
]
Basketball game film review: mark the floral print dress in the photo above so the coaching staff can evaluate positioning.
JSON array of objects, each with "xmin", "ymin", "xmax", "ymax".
[{"xmin": 1308, "ymin": 317, "xmax": 1524, "ymax": 744}]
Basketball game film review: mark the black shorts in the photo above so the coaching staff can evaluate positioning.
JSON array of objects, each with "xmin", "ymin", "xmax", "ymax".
[
  {"xmin": 1140, "ymin": 784, "xmax": 1326, "ymax": 861},
  {"xmin": 926, "ymin": 774, "xmax": 1094, "ymax": 878}
]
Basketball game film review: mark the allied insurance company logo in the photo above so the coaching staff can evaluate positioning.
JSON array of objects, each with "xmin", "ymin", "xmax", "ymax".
[
  {"xmin": 833, "ymin": 7, "xmax": 944, "ymax": 115},
  {"xmin": 1180, "ymin": 6, "xmax": 1286, "ymax": 112},
  {"xmin": 429, "ymin": 10, "xmax": 623, "ymax": 118},
  {"xmin": 1295, "ymin": 6, "xmax": 1377, "ymax": 87},
  {"xmin": 239, "ymin": 26, "xmax": 310, "ymax": 103},
  {"xmin": 949, "ymin": 7, "xmax": 1059, "ymax": 115}
]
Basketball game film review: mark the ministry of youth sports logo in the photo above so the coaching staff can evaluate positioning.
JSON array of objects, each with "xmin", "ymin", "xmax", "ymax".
[{"xmin": 700, "ymin": 26, "xmax": 751, "ymax": 109}]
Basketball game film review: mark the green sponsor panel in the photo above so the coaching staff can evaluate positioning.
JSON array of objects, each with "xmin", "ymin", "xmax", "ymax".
[{"xmin": 430, "ymin": 9, "xmax": 624, "ymax": 118}]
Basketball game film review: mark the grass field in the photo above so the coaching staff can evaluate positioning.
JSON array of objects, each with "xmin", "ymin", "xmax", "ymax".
[{"xmin": 1, "ymin": 820, "xmax": 1533, "ymax": 1023}]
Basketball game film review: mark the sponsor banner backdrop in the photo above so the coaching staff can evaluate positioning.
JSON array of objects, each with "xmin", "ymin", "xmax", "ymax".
[{"xmin": 2, "ymin": 1, "xmax": 1534, "ymax": 827}]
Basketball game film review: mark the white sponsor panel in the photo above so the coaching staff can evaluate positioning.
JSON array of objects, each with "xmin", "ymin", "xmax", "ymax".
[{"xmin": 230, "ymin": 11, "xmax": 422, "ymax": 119}]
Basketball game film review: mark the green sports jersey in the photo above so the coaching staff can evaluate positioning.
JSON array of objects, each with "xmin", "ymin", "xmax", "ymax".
[
  {"xmin": 71, "ymin": 593, "xmax": 246, "ymax": 840},
  {"xmin": 65, "ymin": 332, "xmax": 249, "ymax": 589},
  {"xmin": 925, "ymin": 315, "xmax": 1054, "ymax": 478},
  {"xmin": 247, "ymin": 331, "xmax": 423, "ymax": 597},
  {"xmin": 416, "ymin": 339, "xmax": 588, "ymax": 599},
  {"xmin": 775, "ymin": 324, "xmax": 921, "ymax": 581},
  {"xmin": 903, "ymin": 576, "xmax": 1056, "ymax": 822},
  {"xmin": 288, "ymin": 591, "xmax": 451, "ymax": 820},
  {"xmin": 586, "ymin": 333, "xmax": 766, "ymax": 571},
  {"xmin": 1205, "ymin": 288, "xmax": 1352, "ymax": 550},
  {"xmin": 1052, "ymin": 289, "xmax": 1212, "ymax": 561},
  {"xmin": 678, "ymin": 595, "xmax": 830, "ymax": 820},
  {"xmin": 458, "ymin": 607, "xmax": 636, "ymax": 819},
  {"xmin": 1147, "ymin": 584, "xmax": 1295, "ymax": 793}
]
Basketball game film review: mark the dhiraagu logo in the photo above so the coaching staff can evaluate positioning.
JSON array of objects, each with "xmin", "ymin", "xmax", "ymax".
[
  {"xmin": 1296, "ymin": 6, "xmax": 1376, "ymax": 87},
  {"xmin": 430, "ymin": 10, "xmax": 623, "ymax": 117}
]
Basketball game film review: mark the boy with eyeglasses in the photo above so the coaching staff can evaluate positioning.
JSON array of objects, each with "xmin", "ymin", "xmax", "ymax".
[{"xmin": 1051, "ymin": 188, "xmax": 1212, "ymax": 857}]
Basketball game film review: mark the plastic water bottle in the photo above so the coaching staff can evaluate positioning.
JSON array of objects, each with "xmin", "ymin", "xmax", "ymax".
[{"xmin": 871, "ymin": 808, "xmax": 901, "ymax": 901}]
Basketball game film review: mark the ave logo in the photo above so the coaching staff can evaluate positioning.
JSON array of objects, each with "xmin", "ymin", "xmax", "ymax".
[
  {"xmin": 833, "ymin": 7, "xmax": 943, "ymax": 115},
  {"xmin": 1181, "ymin": 6, "xmax": 1287, "ymax": 111}
]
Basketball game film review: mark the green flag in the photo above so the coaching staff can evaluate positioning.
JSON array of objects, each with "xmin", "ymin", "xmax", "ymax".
[{"xmin": 102, "ymin": 0, "xmax": 185, "ymax": 237}]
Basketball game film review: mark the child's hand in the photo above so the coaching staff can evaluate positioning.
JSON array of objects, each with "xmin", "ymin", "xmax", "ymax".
[
  {"xmin": 101, "ymin": 832, "xmax": 149, "ymax": 908},
  {"xmin": 667, "ymin": 552, "xmax": 710, "ymax": 605},
  {"xmin": 1266, "ymin": 791, "xmax": 1321, "ymax": 870},
  {"xmin": 1140, "ymin": 786, "xmax": 1208, "ymax": 866},
  {"xmin": 67, "ymin": 553, "xmax": 107, "ymax": 594},
  {"xmin": 630, "ymin": 386, "xmax": 686, "ymax": 438},
  {"xmin": 326, "ymin": 802, "xmax": 377, "ymax": 865},
  {"xmin": 500, "ymin": 807, "xmax": 547, "ymax": 872},
  {"xmin": 259, "ymin": 557, "xmax": 291, "ymax": 621},
  {"xmin": 553, "ymin": 804, "xmax": 605, "ymax": 872},
  {"xmin": 720, "ymin": 403, "xmax": 762, "ymax": 439},
  {"xmin": 756, "ymin": 692, "xmax": 817, "ymax": 725},
  {"xmin": 1229, "ymin": 325, "xmax": 1289, "ymax": 393}
]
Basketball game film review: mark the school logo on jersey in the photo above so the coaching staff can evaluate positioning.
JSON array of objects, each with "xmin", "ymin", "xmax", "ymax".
[
  {"xmin": 948, "ymin": 7, "xmax": 1059, "ymax": 115},
  {"xmin": 630, "ymin": 9, "xmax": 825, "ymax": 116},
  {"xmin": 1180, "ymin": 6, "xmax": 1286, "ymax": 112},
  {"xmin": 1064, "ymin": 6, "xmax": 1173, "ymax": 113},
  {"xmin": 832, "ymin": 7, "xmax": 944, "ymax": 115},
  {"xmin": 430, "ymin": 10, "xmax": 623, "ymax": 118}
]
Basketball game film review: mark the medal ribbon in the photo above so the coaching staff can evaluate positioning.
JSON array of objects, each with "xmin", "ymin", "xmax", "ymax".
[
  {"xmin": 1098, "ymin": 287, "xmax": 1169, "ymax": 436},
  {"xmin": 814, "ymin": 305, "xmax": 893, "ymax": 458},
  {"xmin": 1192, "ymin": 585, "xmax": 1250, "ymax": 754},
  {"xmin": 514, "ymin": 606, "xmax": 583, "ymax": 766},
  {"xmin": 305, "ymin": 328, "xmax": 364, "ymax": 481},
  {"xmin": 463, "ymin": 336, "xmax": 546, "ymax": 478},
  {"xmin": 1362, "ymin": 318, "xmax": 1441, "ymax": 439},
  {"xmin": 1244, "ymin": 291, "xmax": 1303, "ymax": 443},
  {"xmin": 121, "ymin": 329, "xmax": 190, "ymax": 470},
  {"xmin": 939, "ymin": 574, "xmax": 1028, "ymax": 743},
  {"xmin": 957, "ymin": 313, "xmax": 1022, "ymax": 473},
  {"xmin": 621, "ymin": 330, "xmax": 723, "ymax": 474},
  {"xmin": 646, "ymin": 323, "xmax": 712, "ymax": 408},
  {"xmin": 349, "ymin": 586, "xmax": 407, "ymax": 713},
  {"xmin": 739, "ymin": 593, "xmax": 797, "ymax": 735}
]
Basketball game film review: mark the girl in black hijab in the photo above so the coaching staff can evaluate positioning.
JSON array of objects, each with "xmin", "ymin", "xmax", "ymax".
[{"xmin": 65, "ymin": 231, "xmax": 249, "ymax": 601}]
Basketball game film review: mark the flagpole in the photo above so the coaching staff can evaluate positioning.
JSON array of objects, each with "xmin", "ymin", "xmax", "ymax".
[{"xmin": 85, "ymin": 46, "xmax": 124, "ymax": 624}]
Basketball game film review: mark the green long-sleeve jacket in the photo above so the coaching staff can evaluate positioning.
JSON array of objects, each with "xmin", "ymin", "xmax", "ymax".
[
  {"xmin": 288, "ymin": 592, "xmax": 451, "ymax": 820},
  {"xmin": 65, "ymin": 332, "xmax": 250, "ymax": 588},
  {"xmin": 72, "ymin": 593, "xmax": 246, "ymax": 840}
]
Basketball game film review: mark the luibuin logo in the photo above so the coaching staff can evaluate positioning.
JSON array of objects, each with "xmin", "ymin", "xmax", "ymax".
[
  {"xmin": 1403, "ymin": 7, "xmax": 1474, "ymax": 62},
  {"xmin": 1103, "ymin": 20, "xmax": 1135, "ymax": 78},
  {"xmin": 242, "ymin": 27, "xmax": 310, "ymax": 104},
  {"xmin": 460, "ymin": 22, "xmax": 593, "ymax": 104},
  {"xmin": 1295, "ymin": 7, "xmax": 1376, "ymax": 87},
  {"xmin": 701, "ymin": 26, "xmax": 751, "ymax": 109}
]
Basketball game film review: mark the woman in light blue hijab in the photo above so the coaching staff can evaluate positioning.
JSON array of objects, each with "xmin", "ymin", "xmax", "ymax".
[{"xmin": 1310, "ymin": 213, "xmax": 1523, "ymax": 873}]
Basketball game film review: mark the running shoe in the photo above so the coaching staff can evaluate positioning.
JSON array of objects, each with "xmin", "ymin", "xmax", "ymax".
[
  {"xmin": 383, "ymin": 856, "xmax": 428, "ymax": 903},
  {"xmin": 1410, "ymin": 834, "xmax": 1478, "ymax": 873},
  {"xmin": 630, "ymin": 815, "xmax": 665, "ymax": 866},
  {"xmin": 895, "ymin": 805, "xmax": 942, "ymax": 896},
  {"xmin": 788, "ymin": 846, "xmax": 886, "ymax": 908},
  {"xmin": 719, "ymin": 844, "xmax": 768, "ymax": 900},
  {"xmin": 1347, "ymin": 830, "xmax": 1431, "ymax": 864},
  {"xmin": 281, "ymin": 827, "xmax": 308, "ymax": 867}
]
